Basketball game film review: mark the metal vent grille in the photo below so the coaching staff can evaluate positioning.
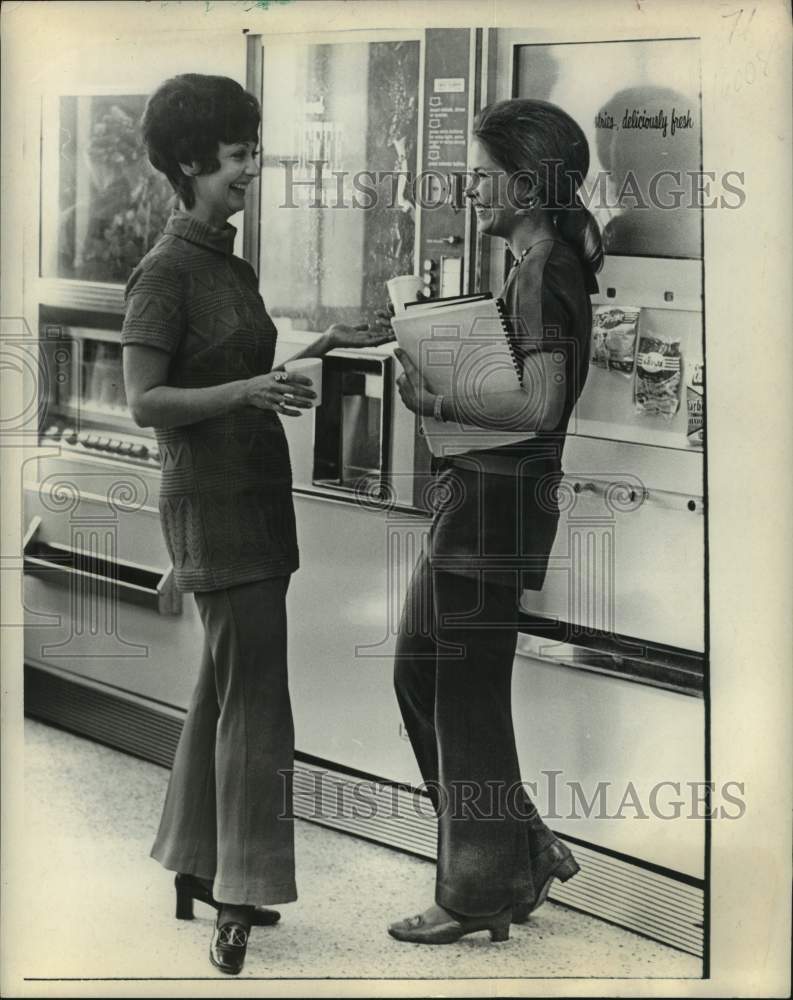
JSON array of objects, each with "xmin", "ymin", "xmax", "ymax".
[
  {"xmin": 24, "ymin": 664, "xmax": 704, "ymax": 957},
  {"xmin": 25, "ymin": 664, "xmax": 182, "ymax": 768},
  {"xmin": 291, "ymin": 759, "xmax": 703, "ymax": 957}
]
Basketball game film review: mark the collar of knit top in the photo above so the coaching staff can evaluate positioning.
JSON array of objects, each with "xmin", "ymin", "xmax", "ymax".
[{"xmin": 165, "ymin": 210, "xmax": 237, "ymax": 256}]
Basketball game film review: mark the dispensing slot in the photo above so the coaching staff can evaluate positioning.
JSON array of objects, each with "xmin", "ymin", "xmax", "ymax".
[
  {"xmin": 312, "ymin": 353, "xmax": 391, "ymax": 498},
  {"xmin": 23, "ymin": 516, "xmax": 182, "ymax": 615}
]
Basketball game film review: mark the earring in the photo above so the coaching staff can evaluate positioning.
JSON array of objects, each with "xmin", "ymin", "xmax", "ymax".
[{"xmin": 516, "ymin": 197, "xmax": 538, "ymax": 217}]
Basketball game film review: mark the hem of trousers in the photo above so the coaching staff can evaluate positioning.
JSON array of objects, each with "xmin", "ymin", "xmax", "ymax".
[
  {"xmin": 435, "ymin": 883, "xmax": 511, "ymax": 918},
  {"xmin": 212, "ymin": 881, "xmax": 298, "ymax": 906},
  {"xmin": 150, "ymin": 851, "xmax": 297, "ymax": 906},
  {"xmin": 150, "ymin": 845, "xmax": 214, "ymax": 881}
]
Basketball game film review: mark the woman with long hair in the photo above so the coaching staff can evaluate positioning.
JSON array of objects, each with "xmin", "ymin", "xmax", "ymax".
[
  {"xmin": 389, "ymin": 98, "xmax": 602, "ymax": 944},
  {"xmin": 122, "ymin": 74, "xmax": 391, "ymax": 974}
]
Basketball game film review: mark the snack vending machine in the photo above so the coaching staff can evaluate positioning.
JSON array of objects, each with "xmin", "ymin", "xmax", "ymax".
[
  {"xmin": 21, "ymin": 23, "xmax": 708, "ymax": 959},
  {"xmin": 23, "ymin": 31, "xmax": 249, "ymax": 755},
  {"xmin": 486, "ymin": 31, "xmax": 707, "ymax": 955},
  {"xmin": 254, "ymin": 27, "xmax": 707, "ymax": 956}
]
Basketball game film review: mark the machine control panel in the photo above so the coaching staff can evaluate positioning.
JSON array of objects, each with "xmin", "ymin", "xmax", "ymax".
[
  {"xmin": 42, "ymin": 423, "xmax": 160, "ymax": 465},
  {"xmin": 417, "ymin": 29, "xmax": 473, "ymax": 300}
]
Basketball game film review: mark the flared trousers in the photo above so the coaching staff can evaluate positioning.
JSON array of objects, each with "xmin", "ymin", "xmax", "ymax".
[
  {"xmin": 151, "ymin": 576, "xmax": 297, "ymax": 906},
  {"xmin": 394, "ymin": 553, "xmax": 556, "ymax": 916}
]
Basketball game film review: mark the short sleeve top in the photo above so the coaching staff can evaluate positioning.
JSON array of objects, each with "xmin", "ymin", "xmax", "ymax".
[
  {"xmin": 121, "ymin": 211, "xmax": 299, "ymax": 592},
  {"xmin": 452, "ymin": 237, "xmax": 593, "ymax": 479},
  {"xmin": 431, "ymin": 239, "xmax": 594, "ymax": 589}
]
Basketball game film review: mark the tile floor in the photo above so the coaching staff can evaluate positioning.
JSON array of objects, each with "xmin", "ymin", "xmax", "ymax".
[{"xmin": 16, "ymin": 718, "xmax": 701, "ymax": 985}]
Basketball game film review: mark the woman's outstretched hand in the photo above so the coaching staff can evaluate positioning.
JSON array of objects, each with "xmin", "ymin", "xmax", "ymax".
[
  {"xmin": 394, "ymin": 349, "xmax": 437, "ymax": 417},
  {"xmin": 244, "ymin": 371, "xmax": 316, "ymax": 417},
  {"xmin": 325, "ymin": 310, "xmax": 395, "ymax": 351}
]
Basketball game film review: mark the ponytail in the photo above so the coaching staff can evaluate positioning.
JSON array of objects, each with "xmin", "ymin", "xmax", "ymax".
[{"xmin": 554, "ymin": 196, "xmax": 603, "ymax": 291}]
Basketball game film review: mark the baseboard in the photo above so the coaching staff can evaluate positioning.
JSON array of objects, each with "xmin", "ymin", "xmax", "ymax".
[{"xmin": 24, "ymin": 662, "xmax": 704, "ymax": 958}]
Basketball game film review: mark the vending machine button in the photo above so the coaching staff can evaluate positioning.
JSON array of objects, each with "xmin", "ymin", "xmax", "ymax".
[
  {"xmin": 84, "ymin": 434, "xmax": 99, "ymax": 448},
  {"xmin": 130, "ymin": 444, "xmax": 149, "ymax": 459},
  {"xmin": 96, "ymin": 437, "xmax": 111, "ymax": 450},
  {"xmin": 118, "ymin": 442, "xmax": 134, "ymax": 456},
  {"xmin": 107, "ymin": 439, "xmax": 122, "ymax": 452},
  {"xmin": 422, "ymin": 258, "xmax": 435, "ymax": 272},
  {"xmin": 43, "ymin": 425, "xmax": 62, "ymax": 439}
]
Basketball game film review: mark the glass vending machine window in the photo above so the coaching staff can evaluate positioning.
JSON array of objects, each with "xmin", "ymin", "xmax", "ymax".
[
  {"xmin": 38, "ymin": 324, "xmax": 157, "ymax": 459},
  {"xmin": 514, "ymin": 38, "xmax": 703, "ymax": 261},
  {"xmin": 511, "ymin": 38, "xmax": 705, "ymax": 453},
  {"xmin": 259, "ymin": 37, "xmax": 421, "ymax": 332},
  {"xmin": 40, "ymin": 94, "xmax": 175, "ymax": 285},
  {"xmin": 77, "ymin": 337, "xmax": 128, "ymax": 418}
]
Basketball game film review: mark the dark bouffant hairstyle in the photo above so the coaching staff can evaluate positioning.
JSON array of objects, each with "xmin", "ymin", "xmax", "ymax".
[
  {"xmin": 473, "ymin": 98, "xmax": 603, "ymax": 281},
  {"xmin": 141, "ymin": 74, "xmax": 260, "ymax": 209}
]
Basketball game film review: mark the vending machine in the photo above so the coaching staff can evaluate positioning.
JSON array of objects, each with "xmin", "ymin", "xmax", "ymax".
[
  {"xmin": 253, "ymin": 27, "xmax": 707, "ymax": 957},
  {"xmin": 21, "ymin": 23, "xmax": 707, "ymax": 958},
  {"xmin": 488, "ymin": 31, "xmax": 706, "ymax": 955}
]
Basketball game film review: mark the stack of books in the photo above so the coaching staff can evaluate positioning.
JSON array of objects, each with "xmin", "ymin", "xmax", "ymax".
[{"xmin": 390, "ymin": 292, "xmax": 533, "ymax": 456}]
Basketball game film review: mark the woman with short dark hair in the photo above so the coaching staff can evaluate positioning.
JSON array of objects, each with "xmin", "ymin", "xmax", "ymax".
[{"xmin": 122, "ymin": 73, "xmax": 391, "ymax": 975}]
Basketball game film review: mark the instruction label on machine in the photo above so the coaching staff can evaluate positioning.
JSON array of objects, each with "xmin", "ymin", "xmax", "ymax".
[
  {"xmin": 434, "ymin": 77, "xmax": 465, "ymax": 93},
  {"xmin": 424, "ymin": 31, "xmax": 470, "ymax": 170}
]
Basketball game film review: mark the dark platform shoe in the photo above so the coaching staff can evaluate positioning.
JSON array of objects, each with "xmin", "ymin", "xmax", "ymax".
[
  {"xmin": 175, "ymin": 873, "xmax": 280, "ymax": 927},
  {"xmin": 512, "ymin": 839, "xmax": 581, "ymax": 923}
]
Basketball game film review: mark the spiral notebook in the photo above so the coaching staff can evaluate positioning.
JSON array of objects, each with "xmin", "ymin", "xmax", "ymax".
[{"xmin": 391, "ymin": 295, "xmax": 535, "ymax": 457}]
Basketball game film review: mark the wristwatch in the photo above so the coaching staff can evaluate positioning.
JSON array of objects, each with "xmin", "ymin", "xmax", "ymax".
[{"xmin": 433, "ymin": 394, "xmax": 445, "ymax": 422}]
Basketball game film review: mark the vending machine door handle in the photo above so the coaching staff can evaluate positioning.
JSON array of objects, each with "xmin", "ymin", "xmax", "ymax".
[{"xmin": 568, "ymin": 478, "xmax": 703, "ymax": 513}]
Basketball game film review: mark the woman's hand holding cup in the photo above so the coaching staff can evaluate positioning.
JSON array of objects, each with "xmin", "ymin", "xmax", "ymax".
[{"xmin": 245, "ymin": 369, "xmax": 316, "ymax": 417}]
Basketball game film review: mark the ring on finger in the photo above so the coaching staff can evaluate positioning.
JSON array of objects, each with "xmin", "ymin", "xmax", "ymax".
[{"xmin": 274, "ymin": 372, "xmax": 287, "ymax": 383}]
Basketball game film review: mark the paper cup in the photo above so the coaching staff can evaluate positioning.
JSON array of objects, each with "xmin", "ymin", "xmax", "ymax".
[
  {"xmin": 386, "ymin": 275, "xmax": 425, "ymax": 313},
  {"xmin": 284, "ymin": 357, "xmax": 323, "ymax": 407}
]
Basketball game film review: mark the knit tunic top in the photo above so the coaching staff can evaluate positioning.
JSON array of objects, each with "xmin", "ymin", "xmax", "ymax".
[{"xmin": 121, "ymin": 211, "xmax": 299, "ymax": 592}]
